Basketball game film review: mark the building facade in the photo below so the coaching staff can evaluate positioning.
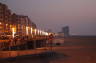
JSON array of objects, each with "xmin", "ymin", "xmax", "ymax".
[
  {"xmin": 0, "ymin": 3, "xmax": 12, "ymax": 34},
  {"xmin": 0, "ymin": 2, "xmax": 37, "ymax": 36}
]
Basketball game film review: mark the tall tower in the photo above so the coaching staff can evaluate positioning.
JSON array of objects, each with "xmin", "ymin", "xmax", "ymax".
[{"xmin": 62, "ymin": 26, "xmax": 70, "ymax": 37}]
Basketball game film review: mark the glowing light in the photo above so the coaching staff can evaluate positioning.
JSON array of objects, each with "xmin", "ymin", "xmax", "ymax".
[
  {"xmin": 0, "ymin": 22, "xmax": 2, "ymax": 25},
  {"xmin": 26, "ymin": 26, "xmax": 29, "ymax": 35},
  {"xmin": 41, "ymin": 31, "xmax": 48, "ymax": 36},
  {"xmin": 44, "ymin": 32, "xmax": 49, "ymax": 36},
  {"xmin": 6, "ymin": 24, "xmax": 8, "ymax": 26},
  {"xmin": 37, "ymin": 29, "xmax": 40, "ymax": 35},
  {"xmin": 12, "ymin": 28, "xmax": 16, "ymax": 38},
  {"xmin": 31, "ymin": 28, "xmax": 33, "ymax": 34},
  {"xmin": 39, "ymin": 30, "xmax": 49, "ymax": 36}
]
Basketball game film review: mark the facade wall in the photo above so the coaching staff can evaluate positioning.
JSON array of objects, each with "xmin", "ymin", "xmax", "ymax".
[
  {"xmin": 0, "ymin": 2, "xmax": 37, "ymax": 36},
  {"xmin": 0, "ymin": 3, "xmax": 12, "ymax": 34}
]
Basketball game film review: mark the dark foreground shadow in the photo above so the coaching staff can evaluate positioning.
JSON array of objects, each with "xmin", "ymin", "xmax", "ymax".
[{"xmin": 0, "ymin": 51, "xmax": 69, "ymax": 63}]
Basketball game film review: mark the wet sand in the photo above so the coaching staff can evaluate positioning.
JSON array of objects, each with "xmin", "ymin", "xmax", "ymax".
[
  {"xmin": 52, "ymin": 47, "xmax": 96, "ymax": 63},
  {"xmin": 1, "ymin": 47, "xmax": 96, "ymax": 63}
]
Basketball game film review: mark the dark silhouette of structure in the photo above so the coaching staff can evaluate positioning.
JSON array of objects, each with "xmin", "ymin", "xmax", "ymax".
[{"xmin": 62, "ymin": 26, "xmax": 70, "ymax": 37}]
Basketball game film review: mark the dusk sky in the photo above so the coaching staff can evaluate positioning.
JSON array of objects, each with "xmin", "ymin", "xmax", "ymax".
[{"xmin": 0, "ymin": 0, "xmax": 96, "ymax": 35}]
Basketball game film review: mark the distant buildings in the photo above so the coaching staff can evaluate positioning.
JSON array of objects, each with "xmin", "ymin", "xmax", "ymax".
[
  {"xmin": 58, "ymin": 26, "xmax": 70, "ymax": 37},
  {"xmin": 62, "ymin": 26, "xmax": 70, "ymax": 37}
]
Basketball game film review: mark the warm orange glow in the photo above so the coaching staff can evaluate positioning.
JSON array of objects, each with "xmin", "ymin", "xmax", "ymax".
[
  {"xmin": 31, "ymin": 27, "xmax": 33, "ymax": 34},
  {"xmin": 12, "ymin": 28, "xmax": 16, "ymax": 38},
  {"xmin": 0, "ymin": 22, "xmax": 2, "ymax": 25},
  {"xmin": 31, "ymin": 27, "xmax": 33, "ymax": 37},
  {"xmin": 26, "ymin": 26, "xmax": 29, "ymax": 35},
  {"xmin": 6, "ymin": 24, "xmax": 8, "ymax": 26}
]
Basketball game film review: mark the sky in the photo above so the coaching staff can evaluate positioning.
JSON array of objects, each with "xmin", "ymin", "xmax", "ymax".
[{"xmin": 0, "ymin": 0, "xmax": 96, "ymax": 35}]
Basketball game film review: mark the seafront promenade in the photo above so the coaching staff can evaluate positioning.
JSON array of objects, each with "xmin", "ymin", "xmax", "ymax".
[{"xmin": 0, "ymin": 36, "xmax": 96, "ymax": 63}]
